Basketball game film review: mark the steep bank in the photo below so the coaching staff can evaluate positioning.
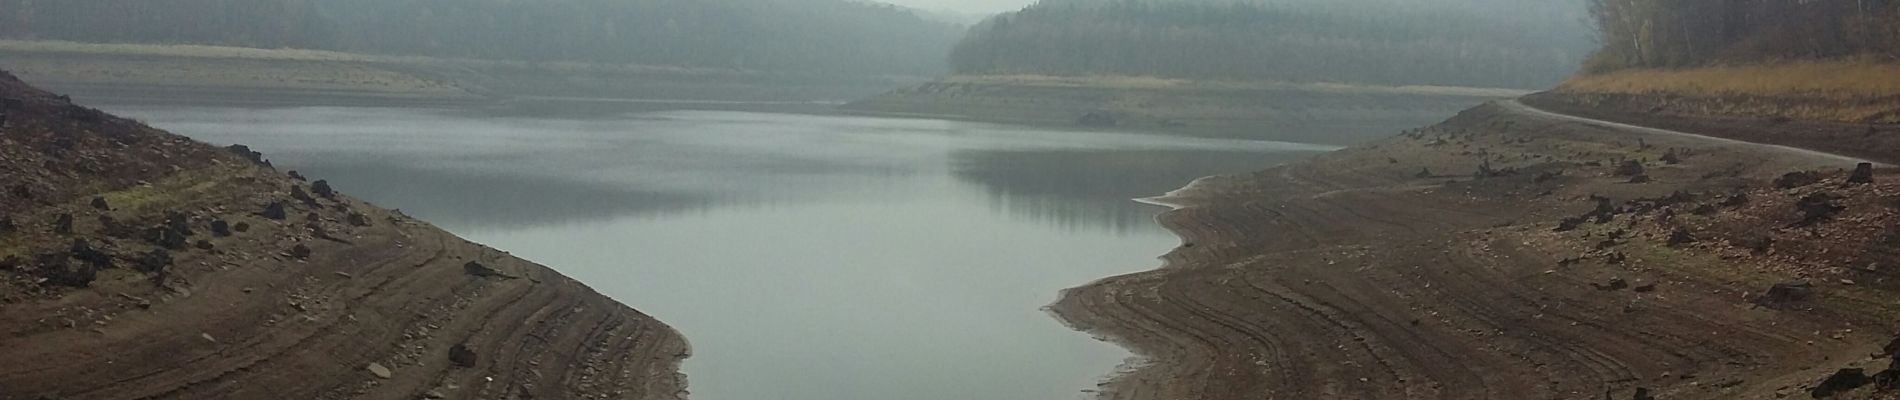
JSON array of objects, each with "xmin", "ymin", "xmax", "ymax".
[
  {"xmin": 1055, "ymin": 99, "xmax": 1900, "ymax": 399},
  {"xmin": 0, "ymin": 71, "xmax": 689, "ymax": 399},
  {"xmin": 840, "ymin": 75, "xmax": 1526, "ymax": 145}
]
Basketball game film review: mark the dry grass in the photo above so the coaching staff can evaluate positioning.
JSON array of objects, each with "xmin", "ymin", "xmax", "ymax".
[{"xmin": 1560, "ymin": 60, "xmax": 1900, "ymax": 98}]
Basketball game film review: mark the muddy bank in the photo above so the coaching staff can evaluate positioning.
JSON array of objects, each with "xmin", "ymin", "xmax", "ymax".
[
  {"xmin": 0, "ymin": 71, "xmax": 689, "ymax": 399},
  {"xmin": 840, "ymin": 76, "xmax": 1524, "ymax": 145},
  {"xmin": 1054, "ymin": 99, "xmax": 1900, "ymax": 399}
]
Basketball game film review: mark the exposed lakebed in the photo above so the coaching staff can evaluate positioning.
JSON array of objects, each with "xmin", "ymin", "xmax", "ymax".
[{"xmin": 107, "ymin": 104, "xmax": 1339, "ymax": 400}]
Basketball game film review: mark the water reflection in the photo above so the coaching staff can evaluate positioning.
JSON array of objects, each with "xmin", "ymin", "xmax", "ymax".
[
  {"xmin": 106, "ymin": 104, "xmax": 1339, "ymax": 400},
  {"xmin": 953, "ymin": 149, "xmax": 1312, "ymax": 233}
]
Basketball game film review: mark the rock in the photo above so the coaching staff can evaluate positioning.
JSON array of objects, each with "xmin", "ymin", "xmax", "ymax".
[
  {"xmin": 40, "ymin": 253, "xmax": 96, "ymax": 288},
  {"xmin": 288, "ymin": 170, "xmax": 307, "ymax": 181},
  {"xmin": 347, "ymin": 212, "xmax": 371, "ymax": 227},
  {"xmin": 1811, "ymin": 368, "xmax": 1870, "ymax": 398},
  {"xmin": 289, "ymin": 244, "xmax": 312, "ymax": 259},
  {"xmin": 1848, "ymin": 162, "xmax": 1875, "ymax": 184},
  {"xmin": 1660, "ymin": 149, "xmax": 1683, "ymax": 165},
  {"xmin": 312, "ymin": 180, "xmax": 336, "ymax": 199},
  {"xmin": 290, "ymin": 185, "xmax": 318, "ymax": 206},
  {"xmin": 1795, "ymin": 192, "xmax": 1844, "ymax": 226},
  {"xmin": 53, "ymin": 213, "xmax": 73, "ymax": 235},
  {"xmin": 70, "ymin": 239, "xmax": 113, "ymax": 269},
  {"xmin": 1416, "ymin": 167, "xmax": 1433, "ymax": 179},
  {"xmin": 1632, "ymin": 387, "xmax": 1655, "ymax": 400},
  {"xmin": 1627, "ymin": 174, "xmax": 1651, "ymax": 184},
  {"xmin": 145, "ymin": 226, "xmax": 187, "ymax": 250},
  {"xmin": 1775, "ymin": 171, "xmax": 1822, "ymax": 189},
  {"xmin": 10, "ymin": 184, "xmax": 31, "ymax": 199},
  {"xmin": 464, "ymin": 261, "xmax": 509, "ymax": 279},
  {"xmin": 423, "ymin": 389, "xmax": 448, "ymax": 399},
  {"xmin": 90, "ymin": 196, "xmax": 109, "ymax": 210},
  {"xmin": 260, "ymin": 201, "xmax": 287, "ymax": 220},
  {"xmin": 365, "ymin": 362, "xmax": 392, "ymax": 379},
  {"xmin": 233, "ymin": 222, "xmax": 251, "ymax": 233},
  {"xmin": 226, "ymin": 144, "xmax": 269, "ymax": 166},
  {"xmin": 195, "ymin": 240, "xmax": 214, "ymax": 250},
  {"xmin": 1720, "ymin": 192, "xmax": 1750, "ymax": 207},
  {"xmin": 209, "ymin": 219, "xmax": 232, "ymax": 237},
  {"xmin": 0, "ymin": 216, "xmax": 15, "ymax": 233},
  {"xmin": 1633, "ymin": 283, "xmax": 1657, "ymax": 293},
  {"xmin": 1593, "ymin": 277, "xmax": 1629, "ymax": 291},
  {"xmin": 449, "ymin": 343, "xmax": 478, "ymax": 368},
  {"xmin": 1667, "ymin": 229, "xmax": 1698, "ymax": 246},
  {"xmin": 1614, "ymin": 160, "xmax": 1645, "ymax": 177},
  {"xmin": 1755, "ymin": 281, "xmax": 1813, "ymax": 308},
  {"xmin": 134, "ymin": 248, "xmax": 172, "ymax": 273}
]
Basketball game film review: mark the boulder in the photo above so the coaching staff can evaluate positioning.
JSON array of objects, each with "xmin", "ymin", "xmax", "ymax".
[
  {"xmin": 464, "ymin": 261, "xmax": 509, "ymax": 279},
  {"xmin": 260, "ymin": 201, "xmax": 287, "ymax": 220},
  {"xmin": 133, "ymin": 248, "xmax": 172, "ymax": 273},
  {"xmin": 312, "ymin": 180, "xmax": 336, "ymax": 199},
  {"xmin": 347, "ymin": 212, "xmax": 371, "ymax": 227},
  {"xmin": 287, "ymin": 170, "xmax": 307, "ymax": 181},
  {"xmin": 448, "ymin": 343, "xmax": 479, "ymax": 368},
  {"xmin": 10, "ymin": 184, "xmax": 31, "ymax": 199},
  {"xmin": 0, "ymin": 216, "xmax": 14, "ymax": 233},
  {"xmin": 1592, "ymin": 277, "xmax": 1629, "ymax": 291},
  {"xmin": 69, "ymin": 239, "xmax": 113, "ymax": 269},
  {"xmin": 1660, "ymin": 149, "xmax": 1683, "ymax": 165},
  {"xmin": 39, "ymin": 253, "xmax": 96, "ymax": 288},
  {"xmin": 289, "ymin": 244, "xmax": 312, "ymax": 259},
  {"xmin": 1811, "ymin": 368, "xmax": 1870, "ymax": 398},
  {"xmin": 1755, "ymin": 281, "xmax": 1813, "ymax": 308},
  {"xmin": 1849, "ymin": 162, "xmax": 1875, "ymax": 185},
  {"xmin": 90, "ymin": 196, "xmax": 109, "ymax": 210},
  {"xmin": 365, "ymin": 362, "xmax": 392, "ymax": 379},
  {"xmin": 1775, "ymin": 171, "xmax": 1822, "ymax": 189},
  {"xmin": 1667, "ymin": 229, "xmax": 1698, "ymax": 246},
  {"xmin": 290, "ymin": 185, "xmax": 318, "ymax": 206},
  {"xmin": 233, "ymin": 222, "xmax": 251, "ymax": 233},
  {"xmin": 1614, "ymin": 160, "xmax": 1645, "ymax": 177},
  {"xmin": 209, "ymin": 219, "xmax": 232, "ymax": 237},
  {"xmin": 1795, "ymin": 193, "xmax": 1844, "ymax": 226}
]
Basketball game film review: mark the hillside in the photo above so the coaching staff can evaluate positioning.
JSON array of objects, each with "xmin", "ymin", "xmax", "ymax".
[
  {"xmin": 0, "ymin": 70, "xmax": 689, "ymax": 399},
  {"xmin": 1054, "ymin": 97, "xmax": 1900, "ymax": 400},
  {"xmin": 0, "ymin": 0, "xmax": 964, "ymax": 77},
  {"xmin": 949, "ymin": 0, "xmax": 1592, "ymax": 88}
]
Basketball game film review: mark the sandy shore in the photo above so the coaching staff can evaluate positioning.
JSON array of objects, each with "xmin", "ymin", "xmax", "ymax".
[{"xmin": 1052, "ymin": 99, "xmax": 1900, "ymax": 399}]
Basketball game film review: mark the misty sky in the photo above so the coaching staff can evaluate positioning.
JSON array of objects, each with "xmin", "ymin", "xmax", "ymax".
[{"xmin": 884, "ymin": 0, "xmax": 1031, "ymax": 14}]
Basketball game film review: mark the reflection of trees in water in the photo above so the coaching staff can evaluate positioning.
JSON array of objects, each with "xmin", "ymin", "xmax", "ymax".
[
  {"xmin": 952, "ymin": 149, "xmax": 1311, "ymax": 233},
  {"xmin": 291, "ymin": 161, "xmax": 717, "ymax": 232}
]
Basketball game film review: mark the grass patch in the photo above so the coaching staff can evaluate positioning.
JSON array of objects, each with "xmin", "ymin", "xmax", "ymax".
[{"xmin": 1560, "ymin": 60, "xmax": 1900, "ymax": 98}]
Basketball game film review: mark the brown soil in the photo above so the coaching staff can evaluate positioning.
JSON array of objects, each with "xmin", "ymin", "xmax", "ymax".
[
  {"xmin": 1055, "ymin": 100, "xmax": 1900, "ymax": 399},
  {"xmin": 0, "ymin": 70, "xmax": 688, "ymax": 399}
]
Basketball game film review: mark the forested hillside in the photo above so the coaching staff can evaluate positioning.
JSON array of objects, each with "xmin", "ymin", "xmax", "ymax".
[
  {"xmin": 1584, "ymin": 0, "xmax": 1900, "ymax": 72},
  {"xmin": 948, "ymin": 0, "xmax": 1594, "ymax": 88},
  {"xmin": 0, "ymin": 0, "xmax": 964, "ymax": 76}
]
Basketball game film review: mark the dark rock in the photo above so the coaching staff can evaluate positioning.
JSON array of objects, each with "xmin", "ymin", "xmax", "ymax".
[
  {"xmin": 290, "ymin": 185, "xmax": 318, "ymax": 206},
  {"xmin": 226, "ymin": 144, "xmax": 270, "ymax": 166},
  {"xmin": 70, "ymin": 239, "xmax": 114, "ymax": 269},
  {"xmin": 1811, "ymin": 368, "xmax": 1870, "ymax": 398},
  {"xmin": 1633, "ymin": 283, "xmax": 1657, "ymax": 293},
  {"xmin": 1627, "ymin": 174, "xmax": 1651, "ymax": 183},
  {"xmin": 39, "ymin": 253, "xmax": 96, "ymax": 288},
  {"xmin": 1593, "ymin": 277, "xmax": 1629, "ymax": 291},
  {"xmin": 145, "ymin": 226, "xmax": 187, "ymax": 250},
  {"xmin": 97, "ymin": 215, "xmax": 132, "ymax": 237},
  {"xmin": 1632, "ymin": 387, "xmax": 1655, "ymax": 400},
  {"xmin": 0, "ymin": 216, "xmax": 14, "ymax": 233},
  {"xmin": 1554, "ymin": 216, "xmax": 1587, "ymax": 232},
  {"xmin": 9, "ymin": 184, "xmax": 29, "ymax": 199},
  {"xmin": 0, "ymin": 255, "xmax": 19, "ymax": 270},
  {"xmin": 133, "ymin": 248, "xmax": 172, "ymax": 273},
  {"xmin": 1691, "ymin": 204, "xmax": 1718, "ymax": 216},
  {"xmin": 448, "ymin": 344, "xmax": 478, "ymax": 368},
  {"xmin": 464, "ymin": 261, "xmax": 509, "ymax": 278},
  {"xmin": 347, "ymin": 212, "xmax": 371, "ymax": 227},
  {"xmin": 1614, "ymin": 160, "xmax": 1645, "ymax": 177},
  {"xmin": 164, "ymin": 211, "xmax": 193, "ymax": 237},
  {"xmin": 209, "ymin": 219, "xmax": 232, "ymax": 237},
  {"xmin": 1848, "ymin": 163, "xmax": 1875, "ymax": 185},
  {"xmin": 1667, "ymin": 229, "xmax": 1698, "ymax": 246},
  {"xmin": 1795, "ymin": 192, "xmax": 1845, "ymax": 226},
  {"xmin": 1535, "ymin": 170, "xmax": 1563, "ymax": 183},
  {"xmin": 1738, "ymin": 233, "xmax": 1775, "ymax": 254},
  {"xmin": 233, "ymin": 222, "xmax": 251, "ymax": 233},
  {"xmin": 52, "ymin": 213, "xmax": 73, "ymax": 235},
  {"xmin": 195, "ymin": 240, "xmax": 215, "ymax": 250},
  {"xmin": 289, "ymin": 244, "xmax": 312, "ymax": 259},
  {"xmin": 1660, "ymin": 149, "xmax": 1682, "ymax": 165},
  {"xmin": 1755, "ymin": 281, "xmax": 1813, "ymax": 308},
  {"xmin": 312, "ymin": 180, "xmax": 336, "ymax": 199},
  {"xmin": 1776, "ymin": 171, "xmax": 1822, "ymax": 189},
  {"xmin": 1415, "ymin": 167, "xmax": 1433, "ymax": 179},
  {"xmin": 288, "ymin": 170, "xmax": 307, "ymax": 181},
  {"xmin": 260, "ymin": 201, "xmax": 287, "ymax": 220},
  {"xmin": 90, "ymin": 196, "xmax": 109, "ymax": 210},
  {"xmin": 1720, "ymin": 192, "xmax": 1750, "ymax": 207}
]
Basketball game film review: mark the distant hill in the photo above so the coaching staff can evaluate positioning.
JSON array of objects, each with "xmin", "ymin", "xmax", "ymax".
[
  {"xmin": 0, "ymin": 0, "xmax": 965, "ymax": 76},
  {"xmin": 948, "ymin": 0, "xmax": 1595, "ymax": 88},
  {"xmin": 1582, "ymin": 0, "xmax": 1900, "ymax": 72}
]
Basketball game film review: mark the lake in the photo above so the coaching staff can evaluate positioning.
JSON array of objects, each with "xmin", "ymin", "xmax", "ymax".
[{"xmin": 106, "ymin": 103, "xmax": 1338, "ymax": 400}]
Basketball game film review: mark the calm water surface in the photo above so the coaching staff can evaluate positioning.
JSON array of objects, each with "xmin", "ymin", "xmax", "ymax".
[{"xmin": 110, "ymin": 104, "xmax": 1335, "ymax": 400}]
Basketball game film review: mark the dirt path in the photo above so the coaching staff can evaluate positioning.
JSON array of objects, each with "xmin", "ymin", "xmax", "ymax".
[
  {"xmin": 0, "ymin": 71, "xmax": 688, "ymax": 400},
  {"xmin": 1503, "ymin": 99, "xmax": 1886, "ymax": 167},
  {"xmin": 1054, "ymin": 100, "xmax": 1900, "ymax": 399}
]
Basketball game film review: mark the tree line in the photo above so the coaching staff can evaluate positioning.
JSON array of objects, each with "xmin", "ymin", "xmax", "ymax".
[
  {"xmin": 1585, "ymin": 0, "xmax": 1900, "ymax": 72},
  {"xmin": 948, "ymin": 0, "xmax": 1595, "ymax": 89},
  {"xmin": 0, "ymin": 0, "xmax": 966, "ymax": 76}
]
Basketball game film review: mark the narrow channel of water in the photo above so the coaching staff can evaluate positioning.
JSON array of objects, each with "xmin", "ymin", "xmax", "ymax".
[{"xmin": 111, "ymin": 104, "xmax": 1335, "ymax": 400}]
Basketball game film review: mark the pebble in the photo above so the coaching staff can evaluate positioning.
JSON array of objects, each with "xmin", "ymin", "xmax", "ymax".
[{"xmin": 366, "ymin": 362, "xmax": 392, "ymax": 379}]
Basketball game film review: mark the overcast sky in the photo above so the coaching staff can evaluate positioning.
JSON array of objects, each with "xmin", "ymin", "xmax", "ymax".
[{"xmin": 882, "ymin": 0, "xmax": 1033, "ymax": 14}]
